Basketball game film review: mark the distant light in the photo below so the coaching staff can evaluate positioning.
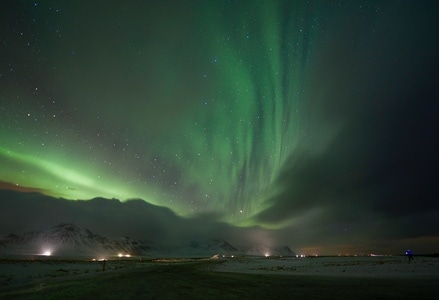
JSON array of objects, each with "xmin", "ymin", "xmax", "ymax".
[
  {"xmin": 43, "ymin": 250, "xmax": 51, "ymax": 256},
  {"xmin": 125, "ymin": 254, "xmax": 131, "ymax": 257},
  {"xmin": 231, "ymin": 255, "xmax": 234, "ymax": 258},
  {"xmin": 264, "ymin": 253, "xmax": 269, "ymax": 257},
  {"xmin": 118, "ymin": 253, "xmax": 123, "ymax": 257}
]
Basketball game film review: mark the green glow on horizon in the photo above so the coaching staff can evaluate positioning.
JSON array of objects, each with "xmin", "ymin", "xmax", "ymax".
[{"xmin": 0, "ymin": 146, "xmax": 158, "ymax": 204}]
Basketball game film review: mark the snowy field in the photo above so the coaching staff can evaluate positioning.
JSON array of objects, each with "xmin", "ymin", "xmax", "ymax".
[
  {"xmin": 1, "ymin": 255, "xmax": 438, "ymax": 299},
  {"xmin": 213, "ymin": 255, "xmax": 439, "ymax": 278}
]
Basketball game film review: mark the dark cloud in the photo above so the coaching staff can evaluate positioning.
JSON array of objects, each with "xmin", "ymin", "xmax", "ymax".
[
  {"xmin": 1, "ymin": 188, "xmax": 438, "ymax": 254},
  {"xmin": 0, "ymin": 189, "xmax": 263, "ymax": 248},
  {"xmin": 0, "ymin": 189, "xmax": 184, "ymax": 242}
]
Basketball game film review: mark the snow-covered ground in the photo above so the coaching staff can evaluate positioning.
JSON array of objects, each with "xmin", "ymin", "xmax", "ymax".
[
  {"xmin": 0, "ymin": 258, "xmax": 144, "ymax": 288},
  {"xmin": 2, "ymin": 255, "xmax": 437, "ymax": 286},
  {"xmin": 1, "ymin": 255, "xmax": 438, "ymax": 299},
  {"xmin": 212, "ymin": 255, "xmax": 439, "ymax": 278}
]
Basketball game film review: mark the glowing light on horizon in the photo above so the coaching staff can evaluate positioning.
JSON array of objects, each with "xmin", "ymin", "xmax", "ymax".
[{"xmin": 117, "ymin": 253, "xmax": 131, "ymax": 258}]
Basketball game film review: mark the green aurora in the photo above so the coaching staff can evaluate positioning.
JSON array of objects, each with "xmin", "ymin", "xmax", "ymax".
[{"xmin": 1, "ymin": 1, "xmax": 322, "ymax": 226}]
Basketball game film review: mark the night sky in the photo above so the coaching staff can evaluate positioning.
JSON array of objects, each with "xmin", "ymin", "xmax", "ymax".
[{"xmin": 1, "ymin": 1, "xmax": 438, "ymax": 254}]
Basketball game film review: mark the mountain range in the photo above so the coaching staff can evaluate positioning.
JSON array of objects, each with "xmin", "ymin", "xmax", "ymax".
[{"xmin": 0, "ymin": 223, "xmax": 296, "ymax": 258}]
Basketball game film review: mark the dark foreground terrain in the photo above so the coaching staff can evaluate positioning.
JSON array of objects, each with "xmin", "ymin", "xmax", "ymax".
[{"xmin": 1, "ymin": 259, "xmax": 438, "ymax": 299}]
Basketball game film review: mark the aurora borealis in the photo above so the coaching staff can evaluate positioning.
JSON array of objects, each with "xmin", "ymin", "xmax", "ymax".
[{"xmin": 1, "ymin": 1, "xmax": 438, "ymax": 253}]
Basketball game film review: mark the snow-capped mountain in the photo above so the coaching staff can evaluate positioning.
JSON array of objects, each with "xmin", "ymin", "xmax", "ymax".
[
  {"xmin": 273, "ymin": 245, "xmax": 297, "ymax": 256},
  {"xmin": 0, "ymin": 223, "xmax": 153, "ymax": 257},
  {"xmin": 41, "ymin": 223, "xmax": 153, "ymax": 255}
]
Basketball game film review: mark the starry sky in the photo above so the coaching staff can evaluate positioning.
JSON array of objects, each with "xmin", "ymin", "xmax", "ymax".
[{"xmin": 1, "ymin": 1, "xmax": 438, "ymax": 254}]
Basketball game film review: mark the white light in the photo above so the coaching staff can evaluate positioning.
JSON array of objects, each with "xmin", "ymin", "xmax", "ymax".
[
  {"xmin": 125, "ymin": 254, "xmax": 131, "ymax": 257},
  {"xmin": 264, "ymin": 254, "xmax": 269, "ymax": 257},
  {"xmin": 118, "ymin": 253, "xmax": 123, "ymax": 257},
  {"xmin": 43, "ymin": 250, "xmax": 51, "ymax": 256}
]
